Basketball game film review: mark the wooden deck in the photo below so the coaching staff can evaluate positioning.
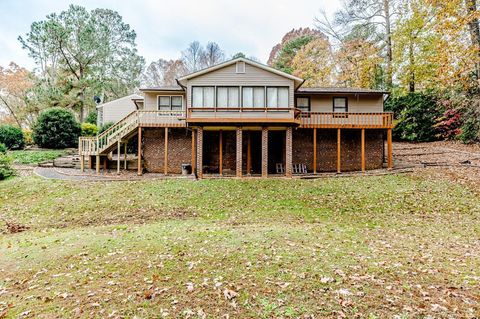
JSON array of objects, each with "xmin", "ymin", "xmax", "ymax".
[{"xmin": 299, "ymin": 112, "xmax": 394, "ymax": 129}]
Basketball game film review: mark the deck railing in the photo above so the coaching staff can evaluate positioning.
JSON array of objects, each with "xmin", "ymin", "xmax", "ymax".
[
  {"xmin": 299, "ymin": 112, "xmax": 394, "ymax": 128},
  {"xmin": 79, "ymin": 110, "xmax": 186, "ymax": 156},
  {"xmin": 187, "ymin": 107, "xmax": 299, "ymax": 123}
]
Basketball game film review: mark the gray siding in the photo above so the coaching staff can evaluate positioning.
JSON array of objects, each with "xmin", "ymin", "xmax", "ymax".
[
  {"xmin": 98, "ymin": 95, "xmax": 139, "ymax": 125},
  {"xmin": 296, "ymin": 94, "xmax": 384, "ymax": 113},
  {"xmin": 143, "ymin": 92, "xmax": 186, "ymax": 111},
  {"xmin": 186, "ymin": 63, "xmax": 295, "ymax": 108}
]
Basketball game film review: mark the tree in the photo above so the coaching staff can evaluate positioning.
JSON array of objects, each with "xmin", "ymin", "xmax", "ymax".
[
  {"xmin": 232, "ymin": 52, "xmax": 246, "ymax": 59},
  {"xmin": 182, "ymin": 41, "xmax": 205, "ymax": 72},
  {"xmin": 19, "ymin": 5, "xmax": 145, "ymax": 122},
  {"xmin": 291, "ymin": 38, "xmax": 335, "ymax": 87},
  {"xmin": 0, "ymin": 63, "xmax": 35, "ymax": 127},
  {"xmin": 316, "ymin": 0, "xmax": 397, "ymax": 89},
  {"xmin": 202, "ymin": 42, "xmax": 225, "ymax": 67},
  {"xmin": 142, "ymin": 59, "xmax": 188, "ymax": 87}
]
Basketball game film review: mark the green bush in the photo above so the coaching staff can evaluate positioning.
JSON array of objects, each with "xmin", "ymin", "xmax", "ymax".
[
  {"xmin": 85, "ymin": 110, "xmax": 98, "ymax": 125},
  {"xmin": 0, "ymin": 125, "xmax": 25, "ymax": 150},
  {"xmin": 0, "ymin": 143, "xmax": 6, "ymax": 154},
  {"xmin": 389, "ymin": 93, "xmax": 441, "ymax": 142},
  {"xmin": 459, "ymin": 117, "xmax": 480, "ymax": 143},
  {"xmin": 33, "ymin": 108, "xmax": 81, "ymax": 149},
  {"xmin": 81, "ymin": 123, "xmax": 98, "ymax": 136},
  {"xmin": 22, "ymin": 129, "xmax": 34, "ymax": 146},
  {"xmin": 99, "ymin": 122, "xmax": 114, "ymax": 134},
  {"xmin": 0, "ymin": 153, "xmax": 14, "ymax": 180}
]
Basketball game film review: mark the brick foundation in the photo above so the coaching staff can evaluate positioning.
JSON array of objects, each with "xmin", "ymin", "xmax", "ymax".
[{"xmin": 143, "ymin": 128, "xmax": 193, "ymax": 174}]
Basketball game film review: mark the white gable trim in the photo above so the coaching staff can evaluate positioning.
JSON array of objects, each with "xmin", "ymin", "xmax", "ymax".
[{"xmin": 177, "ymin": 58, "xmax": 304, "ymax": 89}]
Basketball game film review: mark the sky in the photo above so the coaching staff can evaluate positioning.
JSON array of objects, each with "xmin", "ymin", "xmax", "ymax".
[{"xmin": 0, "ymin": 0, "xmax": 341, "ymax": 70}]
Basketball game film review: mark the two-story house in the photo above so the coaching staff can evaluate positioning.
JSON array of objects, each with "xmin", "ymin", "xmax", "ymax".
[{"xmin": 79, "ymin": 57, "xmax": 393, "ymax": 178}]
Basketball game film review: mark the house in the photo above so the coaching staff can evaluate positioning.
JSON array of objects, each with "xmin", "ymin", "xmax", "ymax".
[
  {"xmin": 96, "ymin": 94, "xmax": 144, "ymax": 127},
  {"xmin": 79, "ymin": 57, "xmax": 393, "ymax": 177}
]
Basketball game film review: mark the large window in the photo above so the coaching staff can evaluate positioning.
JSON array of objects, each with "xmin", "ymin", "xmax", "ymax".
[
  {"xmin": 242, "ymin": 87, "xmax": 265, "ymax": 108},
  {"xmin": 217, "ymin": 87, "xmax": 239, "ymax": 108},
  {"xmin": 296, "ymin": 97, "xmax": 310, "ymax": 112},
  {"xmin": 192, "ymin": 86, "xmax": 215, "ymax": 108},
  {"xmin": 158, "ymin": 96, "xmax": 183, "ymax": 111},
  {"xmin": 333, "ymin": 97, "xmax": 348, "ymax": 113},
  {"xmin": 266, "ymin": 87, "xmax": 289, "ymax": 108}
]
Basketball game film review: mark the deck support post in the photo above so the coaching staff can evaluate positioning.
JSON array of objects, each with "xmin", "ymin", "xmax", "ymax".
[
  {"xmin": 88, "ymin": 156, "xmax": 93, "ymax": 170},
  {"xmin": 361, "ymin": 129, "xmax": 366, "ymax": 172},
  {"xmin": 236, "ymin": 127, "xmax": 242, "ymax": 178},
  {"xmin": 117, "ymin": 140, "xmax": 121, "ymax": 175},
  {"xmin": 219, "ymin": 130, "xmax": 223, "ymax": 175},
  {"xmin": 246, "ymin": 131, "xmax": 251, "ymax": 175},
  {"xmin": 191, "ymin": 129, "xmax": 196, "ymax": 174},
  {"xmin": 103, "ymin": 156, "xmax": 108, "ymax": 171},
  {"xmin": 80, "ymin": 155, "xmax": 85, "ymax": 172},
  {"xmin": 337, "ymin": 128, "xmax": 341, "ymax": 173},
  {"xmin": 95, "ymin": 155, "xmax": 100, "ymax": 174},
  {"xmin": 196, "ymin": 127, "xmax": 203, "ymax": 178},
  {"xmin": 285, "ymin": 127, "xmax": 292, "ymax": 177},
  {"xmin": 261, "ymin": 127, "xmax": 268, "ymax": 178},
  {"xmin": 387, "ymin": 128, "xmax": 393, "ymax": 169},
  {"xmin": 164, "ymin": 127, "xmax": 168, "ymax": 175},
  {"xmin": 313, "ymin": 128, "xmax": 317, "ymax": 174},
  {"xmin": 124, "ymin": 142, "xmax": 127, "ymax": 170},
  {"xmin": 137, "ymin": 127, "xmax": 142, "ymax": 176}
]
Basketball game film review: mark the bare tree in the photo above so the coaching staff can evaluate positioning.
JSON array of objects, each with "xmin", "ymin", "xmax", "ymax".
[
  {"xmin": 141, "ymin": 59, "xmax": 188, "ymax": 87},
  {"xmin": 202, "ymin": 42, "xmax": 225, "ymax": 67},
  {"xmin": 182, "ymin": 41, "xmax": 205, "ymax": 72}
]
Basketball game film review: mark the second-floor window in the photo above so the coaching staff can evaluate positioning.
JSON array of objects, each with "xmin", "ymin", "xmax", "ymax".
[
  {"xmin": 217, "ymin": 87, "xmax": 239, "ymax": 108},
  {"xmin": 266, "ymin": 87, "xmax": 289, "ymax": 108},
  {"xmin": 296, "ymin": 97, "xmax": 310, "ymax": 112},
  {"xmin": 333, "ymin": 97, "xmax": 348, "ymax": 113},
  {"xmin": 158, "ymin": 96, "xmax": 183, "ymax": 111},
  {"xmin": 192, "ymin": 86, "xmax": 215, "ymax": 108},
  {"xmin": 242, "ymin": 87, "xmax": 265, "ymax": 108}
]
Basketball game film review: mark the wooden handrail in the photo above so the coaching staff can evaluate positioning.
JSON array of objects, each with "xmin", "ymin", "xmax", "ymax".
[{"xmin": 299, "ymin": 112, "xmax": 393, "ymax": 128}]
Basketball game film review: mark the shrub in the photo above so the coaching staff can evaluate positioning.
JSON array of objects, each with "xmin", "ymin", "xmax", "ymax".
[
  {"xmin": 459, "ymin": 117, "xmax": 480, "ymax": 143},
  {"xmin": 390, "ymin": 93, "xmax": 441, "ymax": 142},
  {"xmin": 81, "ymin": 123, "xmax": 98, "ymax": 136},
  {"xmin": 434, "ymin": 108, "xmax": 463, "ymax": 140},
  {"xmin": 0, "ymin": 143, "xmax": 6, "ymax": 154},
  {"xmin": 0, "ymin": 153, "xmax": 14, "ymax": 180},
  {"xmin": 99, "ymin": 122, "xmax": 114, "ymax": 134},
  {"xmin": 85, "ymin": 110, "xmax": 98, "ymax": 125},
  {"xmin": 22, "ymin": 129, "xmax": 34, "ymax": 146},
  {"xmin": 33, "ymin": 108, "xmax": 81, "ymax": 149},
  {"xmin": 0, "ymin": 125, "xmax": 25, "ymax": 150}
]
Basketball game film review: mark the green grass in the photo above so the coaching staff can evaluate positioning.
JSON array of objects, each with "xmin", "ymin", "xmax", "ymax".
[
  {"xmin": 0, "ymin": 174, "xmax": 479, "ymax": 318},
  {"xmin": 9, "ymin": 149, "xmax": 66, "ymax": 164}
]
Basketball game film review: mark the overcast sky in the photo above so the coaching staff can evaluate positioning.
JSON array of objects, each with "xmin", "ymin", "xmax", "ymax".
[{"xmin": 0, "ymin": 0, "xmax": 341, "ymax": 70}]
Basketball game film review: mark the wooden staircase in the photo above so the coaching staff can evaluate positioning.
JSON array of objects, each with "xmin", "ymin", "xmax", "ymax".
[{"xmin": 79, "ymin": 110, "xmax": 186, "ymax": 156}]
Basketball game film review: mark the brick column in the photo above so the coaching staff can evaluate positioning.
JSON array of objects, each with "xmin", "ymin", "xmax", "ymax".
[
  {"xmin": 196, "ymin": 127, "xmax": 203, "ymax": 178},
  {"xmin": 261, "ymin": 127, "xmax": 268, "ymax": 178},
  {"xmin": 236, "ymin": 127, "xmax": 242, "ymax": 177},
  {"xmin": 285, "ymin": 127, "xmax": 293, "ymax": 177}
]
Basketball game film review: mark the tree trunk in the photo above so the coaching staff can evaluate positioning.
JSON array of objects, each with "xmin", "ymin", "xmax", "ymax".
[
  {"xmin": 466, "ymin": 0, "xmax": 480, "ymax": 81},
  {"xmin": 383, "ymin": 0, "xmax": 393, "ymax": 89},
  {"xmin": 0, "ymin": 96, "xmax": 22, "ymax": 127},
  {"xmin": 409, "ymin": 35, "xmax": 415, "ymax": 93}
]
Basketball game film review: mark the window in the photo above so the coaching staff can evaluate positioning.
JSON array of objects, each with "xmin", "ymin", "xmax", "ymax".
[
  {"xmin": 157, "ymin": 96, "xmax": 183, "ymax": 111},
  {"xmin": 296, "ymin": 97, "xmax": 310, "ymax": 112},
  {"xmin": 192, "ymin": 86, "xmax": 215, "ymax": 108},
  {"xmin": 236, "ymin": 61, "xmax": 245, "ymax": 73},
  {"xmin": 217, "ymin": 87, "xmax": 240, "ymax": 108},
  {"xmin": 333, "ymin": 97, "xmax": 348, "ymax": 113},
  {"xmin": 266, "ymin": 87, "xmax": 289, "ymax": 108},
  {"xmin": 242, "ymin": 87, "xmax": 265, "ymax": 108}
]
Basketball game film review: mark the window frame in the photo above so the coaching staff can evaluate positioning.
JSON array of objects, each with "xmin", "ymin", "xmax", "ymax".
[
  {"xmin": 191, "ymin": 86, "xmax": 215, "ymax": 108},
  {"xmin": 216, "ymin": 86, "xmax": 240, "ymax": 110},
  {"xmin": 242, "ymin": 86, "xmax": 266, "ymax": 109},
  {"xmin": 333, "ymin": 97, "xmax": 348, "ymax": 113},
  {"xmin": 266, "ymin": 86, "xmax": 289, "ymax": 109},
  {"xmin": 295, "ymin": 96, "xmax": 311, "ymax": 112},
  {"xmin": 157, "ymin": 95, "xmax": 184, "ymax": 111}
]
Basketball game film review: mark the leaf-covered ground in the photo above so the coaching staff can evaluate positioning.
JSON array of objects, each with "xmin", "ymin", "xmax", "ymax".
[{"xmin": 1, "ymin": 173, "xmax": 479, "ymax": 318}]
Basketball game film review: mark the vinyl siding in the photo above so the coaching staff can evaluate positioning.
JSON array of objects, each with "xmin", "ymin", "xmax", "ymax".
[
  {"xmin": 296, "ymin": 94, "xmax": 384, "ymax": 113},
  {"xmin": 186, "ymin": 63, "xmax": 295, "ymax": 108},
  {"xmin": 99, "ymin": 95, "xmax": 139, "ymax": 125},
  {"xmin": 143, "ymin": 92, "xmax": 186, "ymax": 111}
]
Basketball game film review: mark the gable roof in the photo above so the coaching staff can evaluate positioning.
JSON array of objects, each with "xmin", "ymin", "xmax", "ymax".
[
  {"xmin": 96, "ymin": 94, "xmax": 143, "ymax": 109},
  {"xmin": 140, "ymin": 86, "xmax": 185, "ymax": 92},
  {"xmin": 177, "ymin": 57, "xmax": 304, "ymax": 89}
]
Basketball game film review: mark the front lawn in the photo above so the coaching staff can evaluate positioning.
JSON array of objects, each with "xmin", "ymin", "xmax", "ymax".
[
  {"xmin": 0, "ymin": 174, "xmax": 479, "ymax": 318},
  {"xmin": 9, "ymin": 149, "xmax": 66, "ymax": 165}
]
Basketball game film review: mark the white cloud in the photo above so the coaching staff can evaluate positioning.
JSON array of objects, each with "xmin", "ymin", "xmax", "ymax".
[{"xmin": 0, "ymin": 0, "xmax": 341, "ymax": 69}]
